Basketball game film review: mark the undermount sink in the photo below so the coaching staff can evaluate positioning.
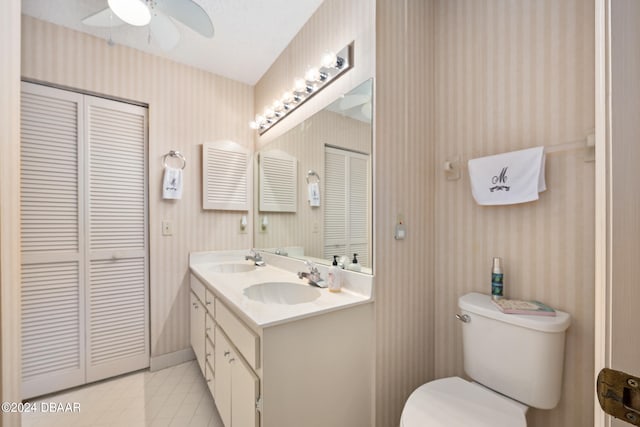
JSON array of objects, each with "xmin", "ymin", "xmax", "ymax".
[
  {"xmin": 209, "ymin": 263, "xmax": 256, "ymax": 273},
  {"xmin": 243, "ymin": 282, "xmax": 321, "ymax": 305}
]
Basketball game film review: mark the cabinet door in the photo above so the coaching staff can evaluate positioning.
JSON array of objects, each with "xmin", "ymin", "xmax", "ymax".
[
  {"xmin": 215, "ymin": 326, "xmax": 232, "ymax": 427},
  {"xmin": 231, "ymin": 351, "xmax": 260, "ymax": 427},
  {"xmin": 190, "ymin": 292, "xmax": 205, "ymax": 374}
]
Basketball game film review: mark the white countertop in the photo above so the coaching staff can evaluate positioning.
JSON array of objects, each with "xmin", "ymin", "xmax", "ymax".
[{"xmin": 189, "ymin": 250, "xmax": 374, "ymax": 328}]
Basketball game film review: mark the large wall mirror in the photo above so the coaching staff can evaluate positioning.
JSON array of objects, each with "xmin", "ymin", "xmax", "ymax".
[{"xmin": 254, "ymin": 79, "xmax": 373, "ymax": 274}]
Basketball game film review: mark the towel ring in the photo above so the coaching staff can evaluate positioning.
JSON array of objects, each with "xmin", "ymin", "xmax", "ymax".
[
  {"xmin": 306, "ymin": 170, "xmax": 320, "ymax": 184},
  {"xmin": 162, "ymin": 150, "xmax": 186, "ymax": 170}
]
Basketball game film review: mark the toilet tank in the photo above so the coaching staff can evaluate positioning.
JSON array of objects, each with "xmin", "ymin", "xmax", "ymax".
[{"xmin": 458, "ymin": 293, "xmax": 571, "ymax": 410}]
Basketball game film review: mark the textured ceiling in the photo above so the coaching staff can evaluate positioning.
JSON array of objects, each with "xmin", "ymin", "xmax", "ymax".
[{"xmin": 21, "ymin": 0, "xmax": 325, "ymax": 85}]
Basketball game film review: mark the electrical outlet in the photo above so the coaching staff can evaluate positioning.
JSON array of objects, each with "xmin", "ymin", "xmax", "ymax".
[{"xmin": 162, "ymin": 220, "xmax": 173, "ymax": 236}]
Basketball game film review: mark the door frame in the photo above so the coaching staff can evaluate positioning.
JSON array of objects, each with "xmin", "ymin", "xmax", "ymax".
[
  {"xmin": 593, "ymin": 0, "xmax": 608, "ymax": 424},
  {"xmin": 593, "ymin": 0, "xmax": 640, "ymax": 426}
]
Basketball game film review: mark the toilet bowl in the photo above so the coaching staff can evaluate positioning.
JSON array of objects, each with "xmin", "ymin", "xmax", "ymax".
[
  {"xmin": 400, "ymin": 293, "xmax": 571, "ymax": 427},
  {"xmin": 400, "ymin": 377, "xmax": 527, "ymax": 427}
]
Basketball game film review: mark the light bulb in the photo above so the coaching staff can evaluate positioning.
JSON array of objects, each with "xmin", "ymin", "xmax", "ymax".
[
  {"xmin": 264, "ymin": 108, "xmax": 275, "ymax": 119},
  {"xmin": 321, "ymin": 51, "xmax": 337, "ymax": 68},
  {"xmin": 108, "ymin": 0, "xmax": 151, "ymax": 26},
  {"xmin": 282, "ymin": 91, "xmax": 294, "ymax": 103},
  {"xmin": 294, "ymin": 78, "xmax": 307, "ymax": 93},
  {"xmin": 255, "ymin": 115, "xmax": 266, "ymax": 125},
  {"xmin": 249, "ymin": 121, "xmax": 259, "ymax": 130},
  {"xmin": 272, "ymin": 100, "xmax": 284, "ymax": 111},
  {"xmin": 305, "ymin": 67, "xmax": 321, "ymax": 82}
]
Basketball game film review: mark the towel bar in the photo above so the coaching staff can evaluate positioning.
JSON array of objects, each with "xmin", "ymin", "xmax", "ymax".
[
  {"xmin": 306, "ymin": 170, "xmax": 320, "ymax": 183},
  {"xmin": 163, "ymin": 150, "xmax": 186, "ymax": 169}
]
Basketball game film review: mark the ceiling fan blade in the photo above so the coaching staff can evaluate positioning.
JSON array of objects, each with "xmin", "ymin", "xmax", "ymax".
[
  {"xmin": 150, "ymin": 12, "xmax": 181, "ymax": 51},
  {"xmin": 156, "ymin": 0, "xmax": 214, "ymax": 38},
  {"xmin": 82, "ymin": 7, "xmax": 125, "ymax": 27},
  {"xmin": 339, "ymin": 94, "xmax": 371, "ymax": 111},
  {"xmin": 361, "ymin": 102, "xmax": 372, "ymax": 121}
]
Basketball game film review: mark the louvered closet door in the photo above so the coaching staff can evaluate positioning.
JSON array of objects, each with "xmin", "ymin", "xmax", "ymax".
[
  {"xmin": 20, "ymin": 83, "xmax": 149, "ymax": 398},
  {"xmin": 20, "ymin": 82, "xmax": 86, "ymax": 398},
  {"xmin": 324, "ymin": 148, "xmax": 348, "ymax": 261},
  {"xmin": 85, "ymin": 96, "xmax": 149, "ymax": 382},
  {"xmin": 324, "ymin": 146, "xmax": 371, "ymax": 267},
  {"xmin": 348, "ymin": 155, "xmax": 370, "ymax": 267}
]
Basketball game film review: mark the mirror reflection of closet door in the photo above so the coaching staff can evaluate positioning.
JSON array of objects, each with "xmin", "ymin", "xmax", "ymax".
[
  {"xmin": 20, "ymin": 82, "xmax": 149, "ymax": 399},
  {"xmin": 324, "ymin": 146, "xmax": 370, "ymax": 268}
]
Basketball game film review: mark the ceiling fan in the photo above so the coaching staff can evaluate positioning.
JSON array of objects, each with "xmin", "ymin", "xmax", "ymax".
[{"xmin": 82, "ymin": 0, "xmax": 214, "ymax": 51}]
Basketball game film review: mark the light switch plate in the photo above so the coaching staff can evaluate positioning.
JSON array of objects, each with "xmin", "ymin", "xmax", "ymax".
[{"xmin": 162, "ymin": 220, "xmax": 173, "ymax": 236}]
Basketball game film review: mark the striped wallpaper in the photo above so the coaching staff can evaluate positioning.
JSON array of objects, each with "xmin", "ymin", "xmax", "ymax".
[
  {"xmin": 20, "ymin": 15, "xmax": 255, "ymax": 359},
  {"xmin": 433, "ymin": 1, "xmax": 595, "ymax": 427},
  {"xmin": 0, "ymin": 0, "xmax": 22, "ymax": 425},
  {"xmin": 374, "ymin": 1, "xmax": 435, "ymax": 425}
]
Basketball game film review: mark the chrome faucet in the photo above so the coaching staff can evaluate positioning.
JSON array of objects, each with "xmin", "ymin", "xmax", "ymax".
[
  {"xmin": 245, "ymin": 249, "xmax": 265, "ymax": 266},
  {"xmin": 297, "ymin": 261, "xmax": 327, "ymax": 288}
]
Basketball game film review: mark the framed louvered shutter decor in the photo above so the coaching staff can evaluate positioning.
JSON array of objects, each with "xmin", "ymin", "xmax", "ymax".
[
  {"xmin": 259, "ymin": 150, "xmax": 298, "ymax": 212},
  {"xmin": 203, "ymin": 140, "xmax": 252, "ymax": 211}
]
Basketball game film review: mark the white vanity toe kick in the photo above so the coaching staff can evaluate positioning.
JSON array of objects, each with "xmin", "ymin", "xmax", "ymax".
[{"xmin": 189, "ymin": 263, "xmax": 371, "ymax": 328}]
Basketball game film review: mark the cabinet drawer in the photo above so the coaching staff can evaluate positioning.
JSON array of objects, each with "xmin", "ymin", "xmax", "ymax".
[
  {"xmin": 206, "ymin": 311, "xmax": 215, "ymax": 343},
  {"xmin": 206, "ymin": 334, "xmax": 214, "ymax": 368},
  {"xmin": 215, "ymin": 299, "xmax": 260, "ymax": 370},
  {"xmin": 190, "ymin": 274, "xmax": 206, "ymax": 303},
  {"xmin": 206, "ymin": 359, "xmax": 215, "ymax": 398},
  {"xmin": 205, "ymin": 289, "xmax": 214, "ymax": 314}
]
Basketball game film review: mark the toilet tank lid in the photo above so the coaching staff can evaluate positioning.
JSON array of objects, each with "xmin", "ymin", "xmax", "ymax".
[{"xmin": 459, "ymin": 293, "xmax": 571, "ymax": 333}]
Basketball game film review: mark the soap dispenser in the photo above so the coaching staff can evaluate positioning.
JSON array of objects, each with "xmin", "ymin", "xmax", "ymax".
[
  {"xmin": 347, "ymin": 253, "xmax": 361, "ymax": 272},
  {"xmin": 328, "ymin": 256, "xmax": 342, "ymax": 293}
]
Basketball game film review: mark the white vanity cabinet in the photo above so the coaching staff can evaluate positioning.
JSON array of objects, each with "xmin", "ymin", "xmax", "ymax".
[
  {"xmin": 189, "ymin": 266, "xmax": 374, "ymax": 427},
  {"xmin": 191, "ymin": 274, "xmax": 261, "ymax": 427}
]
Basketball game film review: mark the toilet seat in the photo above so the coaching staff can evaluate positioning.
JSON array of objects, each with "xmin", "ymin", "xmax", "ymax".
[{"xmin": 400, "ymin": 377, "xmax": 527, "ymax": 427}]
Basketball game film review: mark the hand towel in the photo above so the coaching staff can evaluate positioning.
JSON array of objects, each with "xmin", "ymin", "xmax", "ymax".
[
  {"xmin": 308, "ymin": 182, "xmax": 320, "ymax": 207},
  {"xmin": 467, "ymin": 146, "xmax": 546, "ymax": 205},
  {"xmin": 162, "ymin": 166, "xmax": 183, "ymax": 200}
]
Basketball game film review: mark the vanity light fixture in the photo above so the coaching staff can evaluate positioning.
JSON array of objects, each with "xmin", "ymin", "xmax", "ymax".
[{"xmin": 249, "ymin": 43, "xmax": 353, "ymax": 134}]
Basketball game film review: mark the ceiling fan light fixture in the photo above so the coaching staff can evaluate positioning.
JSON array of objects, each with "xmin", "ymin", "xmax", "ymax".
[{"xmin": 108, "ymin": 0, "xmax": 151, "ymax": 26}]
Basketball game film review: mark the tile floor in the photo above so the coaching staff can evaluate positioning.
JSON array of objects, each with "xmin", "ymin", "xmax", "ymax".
[{"xmin": 22, "ymin": 361, "xmax": 224, "ymax": 427}]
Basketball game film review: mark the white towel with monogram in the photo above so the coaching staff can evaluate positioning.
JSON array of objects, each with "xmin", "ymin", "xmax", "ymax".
[
  {"xmin": 308, "ymin": 182, "xmax": 321, "ymax": 207},
  {"xmin": 467, "ymin": 146, "xmax": 546, "ymax": 206},
  {"xmin": 162, "ymin": 166, "xmax": 183, "ymax": 200}
]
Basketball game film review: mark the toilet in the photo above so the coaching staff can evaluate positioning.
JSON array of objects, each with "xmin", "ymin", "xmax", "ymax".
[{"xmin": 401, "ymin": 292, "xmax": 571, "ymax": 427}]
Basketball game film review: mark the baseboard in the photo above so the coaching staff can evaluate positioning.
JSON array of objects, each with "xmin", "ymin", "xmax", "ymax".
[{"xmin": 149, "ymin": 348, "xmax": 195, "ymax": 372}]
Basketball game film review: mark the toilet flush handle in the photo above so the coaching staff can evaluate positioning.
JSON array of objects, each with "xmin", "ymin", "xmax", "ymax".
[{"xmin": 455, "ymin": 314, "xmax": 471, "ymax": 323}]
